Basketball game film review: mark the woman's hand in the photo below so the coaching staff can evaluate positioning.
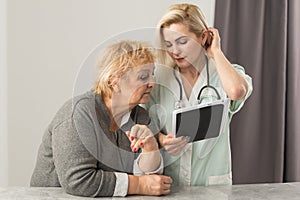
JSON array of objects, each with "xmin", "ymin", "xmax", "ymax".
[
  {"xmin": 127, "ymin": 125, "xmax": 161, "ymax": 173},
  {"xmin": 126, "ymin": 124, "xmax": 158, "ymax": 153},
  {"xmin": 158, "ymin": 133, "xmax": 187, "ymax": 156},
  {"xmin": 128, "ymin": 174, "xmax": 172, "ymax": 196}
]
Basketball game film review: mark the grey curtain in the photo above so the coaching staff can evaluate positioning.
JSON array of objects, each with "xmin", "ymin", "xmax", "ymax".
[{"xmin": 215, "ymin": 0, "xmax": 300, "ymax": 184}]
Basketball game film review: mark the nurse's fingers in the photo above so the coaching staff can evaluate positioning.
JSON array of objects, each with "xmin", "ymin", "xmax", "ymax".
[{"xmin": 166, "ymin": 140, "xmax": 188, "ymax": 156}]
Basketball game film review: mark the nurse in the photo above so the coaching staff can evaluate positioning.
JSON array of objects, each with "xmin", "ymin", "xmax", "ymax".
[{"xmin": 147, "ymin": 3, "xmax": 253, "ymax": 186}]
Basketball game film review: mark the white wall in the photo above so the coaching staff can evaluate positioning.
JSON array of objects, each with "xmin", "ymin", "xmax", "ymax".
[
  {"xmin": 0, "ymin": 0, "xmax": 8, "ymax": 187},
  {"xmin": 4, "ymin": 0, "xmax": 215, "ymax": 186}
]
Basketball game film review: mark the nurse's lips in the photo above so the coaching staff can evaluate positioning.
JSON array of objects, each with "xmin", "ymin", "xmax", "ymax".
[{"xmin": 174, "ymin": 56, "xmax": 186, "ymax": 62}]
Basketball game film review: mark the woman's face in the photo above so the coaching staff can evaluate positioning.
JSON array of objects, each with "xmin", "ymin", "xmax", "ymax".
[
  {"xmin": 162, "ymin": 23, "xmax": 204, "ymax": 69},
  {"xmin": 119, "ymin": 63, "xmax": 155, "ymax": 106}
]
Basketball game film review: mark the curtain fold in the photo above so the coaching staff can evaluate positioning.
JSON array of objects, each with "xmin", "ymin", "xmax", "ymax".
[
  {"xmin": 215, "ymin": 0, "xmax": 300, "ymax": 184},
  {"xmin": 285, "ymin": 0, "xmax": 300, "ymax": 182}
]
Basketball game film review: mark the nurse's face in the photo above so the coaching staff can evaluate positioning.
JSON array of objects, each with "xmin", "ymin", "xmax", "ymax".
[
  {"xmin": 119, "ymin": 63, "xmax": 155, "ymax": 106},
  {"xmin": 162, "ymin": 23, "xmax": 204, "ymax": 69}
]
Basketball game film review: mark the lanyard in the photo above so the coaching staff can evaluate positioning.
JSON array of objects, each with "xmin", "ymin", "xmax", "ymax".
[{"xmin": 173, "ymin": 56, "xmax": 221, "ymax": 109}]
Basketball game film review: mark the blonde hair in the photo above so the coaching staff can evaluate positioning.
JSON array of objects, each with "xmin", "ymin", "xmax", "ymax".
[
  {"xmin": 94, "ymin": 40, "xmax": 155, "ymax": 98},
  {"xmin": 156, "ymin": 3, "xmax": 208, "ymax": 68}
]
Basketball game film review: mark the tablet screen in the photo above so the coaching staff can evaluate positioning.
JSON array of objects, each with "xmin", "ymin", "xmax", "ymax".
[{"xmin": 174, "ymin": 104, "xmax": 224, "ymax": 142}]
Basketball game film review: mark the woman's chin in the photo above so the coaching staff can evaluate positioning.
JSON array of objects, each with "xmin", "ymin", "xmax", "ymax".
[
  {"xmin": 139, "ymin": 100, "xmax": 149, "ymax": 104},
  {"xmin": 139, "ymin": 96, "xmax": 150, "ymax": 104}
]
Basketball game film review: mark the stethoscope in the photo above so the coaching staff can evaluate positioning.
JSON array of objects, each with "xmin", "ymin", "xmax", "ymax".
[{"xmin": 173, "ymin": 55, "xmax": 221, "ymax": 109}]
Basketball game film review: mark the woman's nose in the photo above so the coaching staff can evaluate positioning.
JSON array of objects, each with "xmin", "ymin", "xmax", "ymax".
[{"xmin": 147, "ymin": 75, "xmax": 155, "ymax": 88}]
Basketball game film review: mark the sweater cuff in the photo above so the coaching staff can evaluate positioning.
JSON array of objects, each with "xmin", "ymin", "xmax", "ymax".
[
  {"xmin": 113, "ymin": 172, "xmax": 128, "ymax": 197},
  {"xmin": 133, "ymin": 153, "xmax": 164, "ymax": 176}
]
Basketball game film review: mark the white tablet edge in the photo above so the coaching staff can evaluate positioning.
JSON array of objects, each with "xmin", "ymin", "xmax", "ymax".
[{"xmin": 171, "ymin": 98, "xmax": 231, "ymax": 140}]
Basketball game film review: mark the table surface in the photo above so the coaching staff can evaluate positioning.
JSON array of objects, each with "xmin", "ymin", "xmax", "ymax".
[{"xmin": 1, "ymin": 182, "xmax": 300, "ymax": 200}]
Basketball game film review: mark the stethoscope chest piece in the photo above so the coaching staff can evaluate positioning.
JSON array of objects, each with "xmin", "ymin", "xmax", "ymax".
[{"xmin": 174, "ymin": 100, "xmax": 185, "ymax": 109}]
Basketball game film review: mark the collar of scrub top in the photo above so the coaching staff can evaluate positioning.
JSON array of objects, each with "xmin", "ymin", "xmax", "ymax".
[{"xmin": 173, "ymin": 55, "xmax": 221, "ymax": 109}]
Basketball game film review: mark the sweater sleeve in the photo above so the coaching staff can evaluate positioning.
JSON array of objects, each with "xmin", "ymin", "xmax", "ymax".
[
  {"xmin": 52, "ymin": 118, "xmax": 118, "ymax": 197},
  {"xmin": 133, "ymin": 153, "xmax": 164, "ymax": 176}
]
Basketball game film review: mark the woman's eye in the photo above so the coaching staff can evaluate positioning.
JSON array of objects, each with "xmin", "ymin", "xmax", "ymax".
[{"xmin": 139, "ymin": 74, "xmax": 149, "ymax": 82}]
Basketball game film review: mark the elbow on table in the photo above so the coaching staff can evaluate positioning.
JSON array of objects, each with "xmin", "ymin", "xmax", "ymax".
[
  {"xmin": 63, "ymin": 182, "xmax": 99, "ymax": 197},
  {"xmin": 64, "ymin": 182, "xmax": 114, "ymax": 197},
  {"xmin": 57, "ymin": 162, "xmax": 117, "ymax": 197},
  {"xmin": 61, "ymin": 174, "xmax": 113, "ymax": 197}
]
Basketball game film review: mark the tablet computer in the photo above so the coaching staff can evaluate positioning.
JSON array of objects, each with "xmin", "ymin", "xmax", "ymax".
[{"xmin": 172, "ymin": 98, "xmax": 230, "ymax": 142}]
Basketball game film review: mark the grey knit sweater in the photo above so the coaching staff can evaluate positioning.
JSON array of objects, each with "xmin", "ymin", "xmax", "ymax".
[{"xmin": 30, "ymin": 91, "xmax": 158, "ymax": 197}]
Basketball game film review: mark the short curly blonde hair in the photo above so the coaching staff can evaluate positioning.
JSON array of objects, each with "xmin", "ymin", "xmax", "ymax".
[{"xmin": 94, "ymin": 40, "xmax": 155, "ymax": 98}]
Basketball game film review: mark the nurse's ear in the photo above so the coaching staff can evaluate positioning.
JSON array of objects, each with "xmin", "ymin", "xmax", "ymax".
[{"xmin": 200, "ymin": 30, "xmax": 213, "ymax": 50}]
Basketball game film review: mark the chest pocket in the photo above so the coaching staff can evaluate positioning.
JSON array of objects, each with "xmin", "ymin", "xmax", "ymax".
[{"xmin": 193, "ymin": 137, "xmax": 219, "ymax": 160}]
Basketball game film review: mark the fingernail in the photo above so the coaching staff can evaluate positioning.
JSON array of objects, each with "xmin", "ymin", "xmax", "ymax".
[
  {"xmin": 133, "ymin": 147, "xmax": 137, "ymax": 152},
  {"xmin": 185, "ymin": 136, "xmax": 191, "ymax": 142},
  {"xmin": 130, "ymin": 136, "xmax": 134, "ymax": 141},
  {"xmin": 140, "ymin": 142, "xmax": 143, "ymax": 146}
]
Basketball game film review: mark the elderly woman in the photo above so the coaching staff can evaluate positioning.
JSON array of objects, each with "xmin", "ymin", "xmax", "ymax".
[{"xmin": 30, "ymin": 40, "xmax": 172, "ymax": 197}]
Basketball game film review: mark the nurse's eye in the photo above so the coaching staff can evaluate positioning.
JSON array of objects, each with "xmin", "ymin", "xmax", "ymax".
[
  {"xmin": 177, "ymin": 38, "xmax": 188, "ymax": 45},
  {"xmin": 164, "ymin": 41, "xmax": 172, "ymax": 48}
]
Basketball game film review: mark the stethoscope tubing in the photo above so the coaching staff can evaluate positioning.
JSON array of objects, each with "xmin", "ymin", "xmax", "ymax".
[{"xmin": 173, "ymin": 55, "xmax": 221, "ymax": 106}]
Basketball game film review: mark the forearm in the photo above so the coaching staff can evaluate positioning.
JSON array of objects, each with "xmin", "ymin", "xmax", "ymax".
[
  {"xmin": 52, "ymin": 121, "xmax": 117, "ymax": 197},
  {"xmin": 138, "ymin": 150, "xmax": 161, "ymax": 172},
  {"xmin": 212, "ymin": 50, "xmax": 248, "ymax": 100},
  {"xmin": 128, "ymin": 125, "xmax": 163, "ymax": 173}
]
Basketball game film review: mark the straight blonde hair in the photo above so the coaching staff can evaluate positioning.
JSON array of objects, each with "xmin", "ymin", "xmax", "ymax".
[{"xmin": 156, "ymin": 4, "xmax": 208, "ymax": 68}]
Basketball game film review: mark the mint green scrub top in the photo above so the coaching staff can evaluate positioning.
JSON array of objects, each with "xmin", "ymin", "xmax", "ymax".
[{"xmin": 146, "ymin": 59, "xmax": 253, "ymax": 186}]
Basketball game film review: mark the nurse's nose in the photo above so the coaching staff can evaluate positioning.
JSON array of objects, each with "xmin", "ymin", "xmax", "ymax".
[{"xmin": 171, "ymin": 44, "xmax": 181, "ymax": 56}]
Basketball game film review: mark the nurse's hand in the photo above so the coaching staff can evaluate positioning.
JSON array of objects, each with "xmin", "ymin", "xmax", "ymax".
[
  {"xmin": 203, "ymin": 28, "xmax": 222, "ymax": 59},
  {"xmin": 158, "ymin": 133, "xmax": 187, "ymax": 156}
]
